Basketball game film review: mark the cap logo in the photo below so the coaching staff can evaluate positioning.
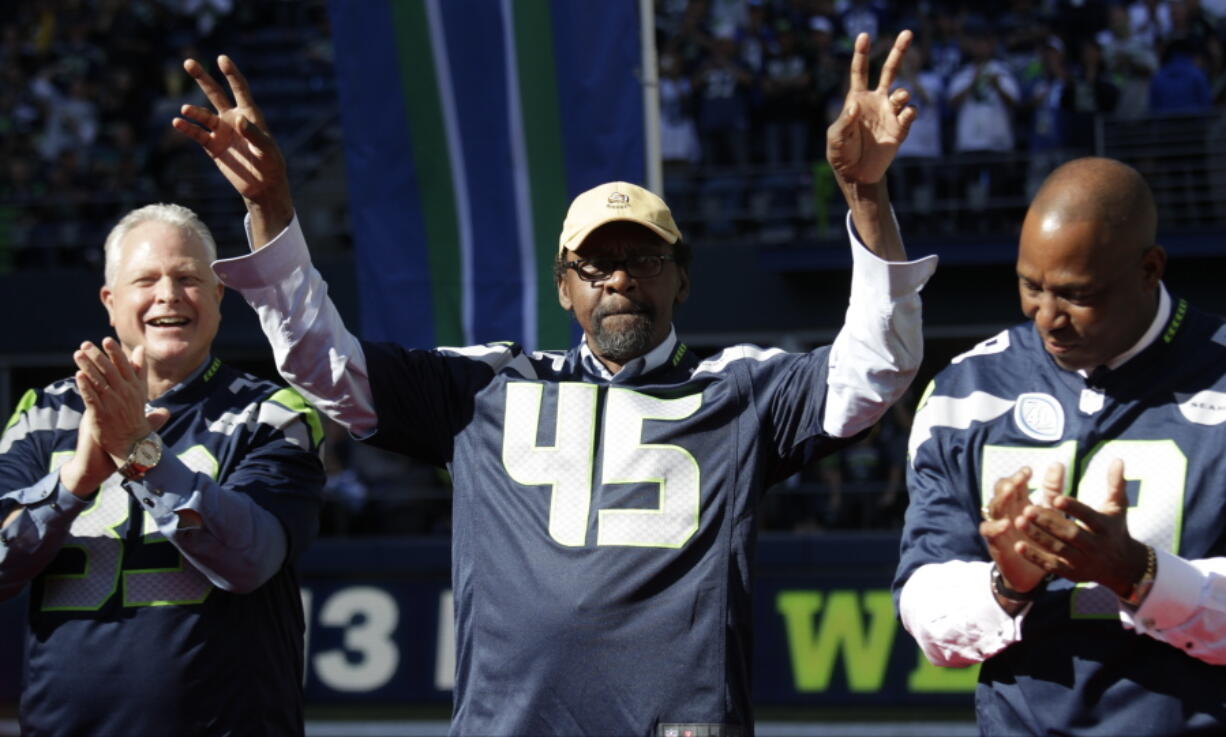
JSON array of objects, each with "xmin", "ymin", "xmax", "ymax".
[{"xmin": 607, "ymin": 192, "xmax": 630, "ymax": 209}]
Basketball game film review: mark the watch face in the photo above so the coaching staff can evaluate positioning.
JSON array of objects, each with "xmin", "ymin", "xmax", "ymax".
[{"xmin": 131, "ymin": 436, "xmax": 162, "ymax": 469}]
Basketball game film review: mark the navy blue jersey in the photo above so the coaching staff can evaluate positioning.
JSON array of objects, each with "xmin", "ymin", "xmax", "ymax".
[
  {"xmin": 898, "ymin": 299, "xmax": 1226, "ymax": 735},
  {"xmin": 0, "ymin": 358, "xmax": 324, "ymax": 737},
  {"xmin": 362, "ymin": 338, "xmax": 851, "ymax": 736}
]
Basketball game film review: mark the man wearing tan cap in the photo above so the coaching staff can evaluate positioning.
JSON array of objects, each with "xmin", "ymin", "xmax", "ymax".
[{"xmin": 181, "ymin": 31, "xmax": 933, "ymax": 737}]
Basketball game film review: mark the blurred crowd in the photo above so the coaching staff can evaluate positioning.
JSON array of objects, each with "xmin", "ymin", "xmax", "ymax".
[
  {"xmin": 657, "ymin": 0, "xmax": 1226, "ymax": 237},
  {"xmin": 0, "ymin": 0, "xmax": 330, "ymax": 272},
  {"xmin": 7, "ymin": 0, "xmax": 1224, "ymax": 535},
  {"xmin": 4, "ymin": 0, "xmax": 1224, "ymax": 264},
  {"xmin": 655, "ymin": 0, "xmax": 1226, "ymax": 170}
]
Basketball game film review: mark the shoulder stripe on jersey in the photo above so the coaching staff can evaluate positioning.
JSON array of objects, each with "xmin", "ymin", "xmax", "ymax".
[
  {"xmin": 206, "ymin": 396, "xmax": 317, "ymax": 450},
  {"xmin": 1213, "ymin": 324, "xmax": 1226, "ymax": 348},
  {"xmin": 207, "ymin": 403, "xmax": 260, "ymax": 437},
  {"xmin": 266, "ymin": 388, "xmax": 324, "ymax": 447},
  {"xmin": 914, "ymin": 379, "xmax": 937, "ymax": 414},
  {"xmin": 540, "ymin": 351, "xmax": 567, "ymax": 373},
  {"xmin": 909, "ymin": 391, "xmax": 1015, "ymax": 466},
  {"xmin": 0, "ymin": 403, "xmax": 82, "ymax": 454},
  {"xmin": 692, "ymin": 345, "xmax": 785, "ymax": 378},
  {"xmin": 5, "ymin": 388, "xmax": 37, "ymax": 431},
  {"xmin": 951, "ymin": 329, "xmax": 1010, "ymax": 365},
  {"xmin": 438, "ymin": 343, "xmax": 515, "ymax": 362},
  {"xmin": 503, "ymin": 353, "xmax": 540, "ymax": 380},
  {"xmin": 438, "ymin": 343, "xmax": 547, "ymax": 379},
  {"xmin": 258, "ymin": 402, "xmax": 312, "ymax": 450}
]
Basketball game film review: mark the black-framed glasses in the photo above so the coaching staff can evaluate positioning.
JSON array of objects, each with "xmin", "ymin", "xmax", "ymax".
[{"xmin": 564, "ymin": 254, "xmax": 676, "ymax": 282}]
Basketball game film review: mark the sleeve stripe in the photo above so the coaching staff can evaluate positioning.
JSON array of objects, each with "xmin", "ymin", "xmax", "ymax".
[
  {"xmin": 691, "ymin": 346, "xmax": 786, "ymax": 378},
  {"xmin": 908, "ymin": 391, "xmax": 1015, "ymax": 467},
  {"xmin": 4, "ymin": 388, "xmax": 38, "ymax": 431},
  {"xmin": 0, "ymin": 403, "xmax": 81, "ymax": 455},
  {"xmin": 258, "ymin": 403, "xmax": 312, "ymax": 449},
  {"xmin": 266, "ymin": 388, "xmax": 324, "ymax": 447}
]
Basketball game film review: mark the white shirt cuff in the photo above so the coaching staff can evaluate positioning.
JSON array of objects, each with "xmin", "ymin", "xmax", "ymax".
[
  {"xmin": 212, "ymin": 213, "xmax": 307, "ymax": 288},
  {"xmin": 1122, "ymin": 548, "xmax": 1207, "ymax": 632},
  {"xmin": 843, "ymin": 210, "xmax": 939, "ymax": 300},
  {"xmin": 901, "ymin": 560, "xmax": 1027, "ymax": 665}
]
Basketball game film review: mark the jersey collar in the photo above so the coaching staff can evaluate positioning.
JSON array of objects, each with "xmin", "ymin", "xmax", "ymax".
[
  {"xmin": 578, "ymin": 326, "xmax": 679, "ymax": 383},
  {"xmin": 1076, "ymin": 283, "xmax": 1171, "ymax": 380},
  {"xmin": 149, "ymin": 355, "xmax": 218, "ymax": 407}
]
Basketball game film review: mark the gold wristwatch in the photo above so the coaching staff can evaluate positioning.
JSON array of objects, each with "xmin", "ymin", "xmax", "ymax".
[{"xmin": 117, "ymin": 432, "xmax": 164, "ymax": 481}]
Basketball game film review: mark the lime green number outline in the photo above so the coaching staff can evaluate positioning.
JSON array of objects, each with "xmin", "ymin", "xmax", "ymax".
[
  {"xmin": 1069, "ymin": 438, "xmax": 1186, "ymax": 619},
  {"xmin": 502, "ymin": 382, "xmax": 598, "ymax": 547},
  {"xmin": 597, "ymin": 388, "xmax": 702, "ymax": 549},
  {"xmin": 978, "ymin": 441, "xmax": 1077, "ymax": 507},
  {"xmin": 502, "ymin": 382, "xmax": 704, "ymax": 549},
  {"xmin": 981, "ymin": 439, "xmax": 1187, "ymax": 620},
  {"xmin": 124, "ymin": 445, "xmax": 219, "ymax": 607},
  {"xmin": 39, "ymin": 446, "xmax": 221, "ymax": 610},
  {"xmin": 41, "ymin": 451, "xmax": 126, "ymax": 611}
]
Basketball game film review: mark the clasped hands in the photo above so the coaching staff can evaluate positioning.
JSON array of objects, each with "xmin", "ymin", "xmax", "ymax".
[
  {"xmin": 981, "ymin": 459, "xmax": 1149, "ymax": 601},
  {"xmin": 60, "ymin": 337, "xmax": 170, "ymax": 498}
]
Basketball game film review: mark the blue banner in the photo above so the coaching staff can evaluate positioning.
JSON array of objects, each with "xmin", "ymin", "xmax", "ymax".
[{"xmin": 328, "ymin": 0, "xmax": 646, "ymax": 352}]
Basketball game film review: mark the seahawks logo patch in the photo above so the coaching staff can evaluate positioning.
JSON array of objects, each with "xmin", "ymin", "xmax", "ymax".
[{"xmin": 1014, "ymin": 393, "xmax": 1064, "ymax": 441}]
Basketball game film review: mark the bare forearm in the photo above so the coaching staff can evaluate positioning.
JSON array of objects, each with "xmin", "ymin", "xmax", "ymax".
[
  {"xmin": 839, "ymin": 178, "xmax": 905, "ymax": 261},
  {"xmin": 245, "ymin": 190, "xmax": 295, "ymax": 250},
  {"xmin": 58, "ymin": 455, "xmax": 111, "ymax": 499}
]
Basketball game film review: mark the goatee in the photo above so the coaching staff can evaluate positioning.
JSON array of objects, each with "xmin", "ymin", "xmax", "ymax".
[{"xmin": 590, "ymin": 301, "xmax": 656, "ymax": 362}]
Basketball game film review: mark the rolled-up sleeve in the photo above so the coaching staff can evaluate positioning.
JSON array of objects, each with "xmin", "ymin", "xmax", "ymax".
[
  {"xmin": 213, "ymin": 215, "xmax": 378, "ymax": 437},
  {"xmin": 823, "ymin": 212, "xmax": 938, "ymax": 437},
  {"xmin": 1118, "ymin": 550, "xmax": 1226, "ymax": 665},
  {"xmin": 0, "ymin": 474, "xmax": 93, "ymax": 601}
]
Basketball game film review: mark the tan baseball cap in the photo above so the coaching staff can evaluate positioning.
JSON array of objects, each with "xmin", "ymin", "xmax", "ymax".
[{"xmin": 558, "ymin": 181, "xmax": 682, "ymax": 255}]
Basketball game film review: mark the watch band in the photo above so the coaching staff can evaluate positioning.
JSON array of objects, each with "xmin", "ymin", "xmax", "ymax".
[
  {"xmin": 1122, "ymin": 544, "xmax": 1157, "ymax": 608},
  {"xmin": 991, "ymin": 563, "xmax": 1049, "ymax": 603},
  {"xmin": 117, "ymin": 432, "xmax": 163, "ymax": 482}
]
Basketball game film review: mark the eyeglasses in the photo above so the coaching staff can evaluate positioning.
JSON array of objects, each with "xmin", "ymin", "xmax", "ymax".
[{"xmin": 563, "ymin": 254, "xmax": 676, "ymax": 283}]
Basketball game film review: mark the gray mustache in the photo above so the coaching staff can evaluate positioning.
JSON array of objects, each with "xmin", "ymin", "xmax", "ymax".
[{"xmin": 593, "ymin": 302, "xmax": 653, "ymax": 322}]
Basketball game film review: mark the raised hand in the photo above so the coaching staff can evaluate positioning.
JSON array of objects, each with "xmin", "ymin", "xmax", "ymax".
[
  {"xmin": 73, "ymin": 338, "xmax": 171, "ymax": 466},
  {"xmin": 173, "ymin": 55, "xmax": 293, "ymax": 244},
  {"xmin": 980, "ymin": 465, "xmax": 1052, "ymax": 593},
  {"xmin": 826, "ymin": 31, "xmax": 917, "ymax": 185},
  {"xmin": 1015, "ymin": 459, "xmax": 1149, "ymax": 598},
  {"xmin": 58, "ymin": 405, "xmax": 116, "ymax": 498}
]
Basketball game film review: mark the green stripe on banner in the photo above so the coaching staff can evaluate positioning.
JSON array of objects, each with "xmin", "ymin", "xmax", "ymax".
[
  {"xmin": 390, "ymin": 0, "xmax": 464, "ymax": 348},
  {"xmin": 512, "ymin": 0, "xmax": 572, "ymax": 351}
]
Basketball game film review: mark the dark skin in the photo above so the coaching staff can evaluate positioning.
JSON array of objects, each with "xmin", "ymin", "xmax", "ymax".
[
  {"xmin": 172, "ymin": 56, "xmax": 292, "ymax": 247},
  {"xmin": 980, "ymin": 463, "xmax": 1063, "ymax": 613},
  {"xmin": 174, "ymin": 31, "xmax": 923, "ymax": 375},
  {"xmin": 983, "ymin": 157, "xmax": 1163, "ymax": 612},
  {"xmin": 1014, "ymin": 458, "xmax": 1147, "ymax": 599},
  {"xmin": 557, "ymin": 30, "xmax": 921, "ymax": 373},
  {"xmin": 1017, "ymin": 158, "xmax": 1165, "ymax": 372},
  {"xmin": 557, "ymin": 222, "xmax": 689, "ymax": 375}
]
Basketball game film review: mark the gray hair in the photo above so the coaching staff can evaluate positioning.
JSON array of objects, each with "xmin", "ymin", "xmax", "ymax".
[{"xmin": 103, "ymin": 203, "xmax": 218, "ymax": 285}]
